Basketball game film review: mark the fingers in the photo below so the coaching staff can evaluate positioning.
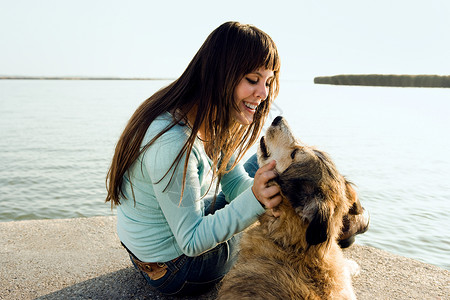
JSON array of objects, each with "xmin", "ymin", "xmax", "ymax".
[
  {"xmin": 253, "ymin": 160, "xmax": 277, "ymax": 184},
  {"xmin": 257, "ymin": 159, "xmax": 277, "ymax": 173},
  {"xmin": 252, "ymin": 160, "xmax": 283, "ymax": 213},
  {"xmin": 264, "ymin": 194, "xmax": 282, "ymax": 209},
  {"xmin": 264, "ymin": 185, "xmax": 280, "ymax": 198},
  {"xmin": 268, "ymin": 208, "xmax": 282, "ymax": 218}
]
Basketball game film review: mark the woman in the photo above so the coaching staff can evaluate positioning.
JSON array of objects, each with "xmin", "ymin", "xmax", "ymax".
[{"xmin": 105, "ymin": 21, "xmax": 282, "ymax": 295}]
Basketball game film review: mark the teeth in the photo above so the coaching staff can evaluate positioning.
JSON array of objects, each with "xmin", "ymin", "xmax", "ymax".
[{"xmin": 244, "ymin": 102, "xmax": 257, "ymax": 110}]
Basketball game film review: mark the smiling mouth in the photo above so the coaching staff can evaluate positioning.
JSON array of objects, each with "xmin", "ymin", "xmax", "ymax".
[{"xmin": 244, "ymin": 101, "xmax": 258, "ymax": 110}]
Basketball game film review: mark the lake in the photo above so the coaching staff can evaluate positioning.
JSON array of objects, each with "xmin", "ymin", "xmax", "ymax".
[{"xmin": 0, "ymin": 79, "xmax": 449, "ymax": 270}]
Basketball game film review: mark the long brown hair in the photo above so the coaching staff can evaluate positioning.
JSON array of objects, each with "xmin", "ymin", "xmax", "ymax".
[{"xmin": 106, "ymin": 21, "xmax": 280, "ymax": 207}]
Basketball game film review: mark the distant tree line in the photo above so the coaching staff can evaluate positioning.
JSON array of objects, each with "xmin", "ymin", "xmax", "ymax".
[{"xmin": 314, "ymin": 74, "xmax": 450, "ymax": 88}]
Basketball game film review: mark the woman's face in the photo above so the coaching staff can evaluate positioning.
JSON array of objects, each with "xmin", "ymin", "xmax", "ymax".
[{"xmin": 232, "ymin": 68, "xmax": 274, "ymax": 125}]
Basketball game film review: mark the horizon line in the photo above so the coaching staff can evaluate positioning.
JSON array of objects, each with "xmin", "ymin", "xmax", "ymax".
[{"xmin": 0, "ymin": 76, "xmax": 175, "ymax": 80}]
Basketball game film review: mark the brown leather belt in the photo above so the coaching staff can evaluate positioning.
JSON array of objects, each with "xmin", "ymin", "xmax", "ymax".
[{"xmin": 121, "ymin": 242, "xmax": 179, "ymax": 281}]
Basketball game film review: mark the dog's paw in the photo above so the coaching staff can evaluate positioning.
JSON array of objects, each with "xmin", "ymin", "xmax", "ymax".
[{"xmin": 345, "ymin": 259, "xmax": 361, "ymax": 277}]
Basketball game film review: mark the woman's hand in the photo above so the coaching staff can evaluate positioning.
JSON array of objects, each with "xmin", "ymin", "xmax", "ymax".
[{"xmin": 252, "ymin": 160, "xmax": 282, "ymax": 215}]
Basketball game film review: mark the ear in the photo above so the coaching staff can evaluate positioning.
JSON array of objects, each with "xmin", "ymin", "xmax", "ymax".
[
  {"xmin": 346, "ymin": 182, "xmax": 363, "ymax": 215},
  {"xmin": 276, "ymin": 162, "xmax": 321, "ymax": 208},
  {"xmin": 276, "ymin": 177, "xmax": 314, "ymax": 208},
  {"xmin": 306, "ymin": 204, "xmax": 329, "ymax": 246}
]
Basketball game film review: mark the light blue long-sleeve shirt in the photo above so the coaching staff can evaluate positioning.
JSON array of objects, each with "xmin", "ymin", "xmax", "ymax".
[{"xmin": 117, "ymin": 112, "xmax": 265, "ymax": 262}]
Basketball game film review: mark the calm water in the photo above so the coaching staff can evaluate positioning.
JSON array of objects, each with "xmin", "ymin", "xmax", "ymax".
[{"xmin": 0, "ymin": 80, "xmax": 449, "ymax": 270}]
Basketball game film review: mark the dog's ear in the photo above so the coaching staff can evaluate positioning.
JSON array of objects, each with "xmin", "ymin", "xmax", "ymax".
[
  {"xmin": 276, "ymin": 162, "xmax": 322, "ymax": 208},
  {"xmin": 345, "ymin": 182, "xmax": 363, "ymax": 215},
  {"xmin": 306, "ymin": 203, "xmax": 329, "ymax": 246},
  {"xmin": 276, "ymin": 177, "xmax": 315, "ymax": 208}
]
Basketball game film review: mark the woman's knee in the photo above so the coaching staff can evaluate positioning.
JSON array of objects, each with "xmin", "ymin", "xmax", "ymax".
[{"xmin": 243, "ymin": 153, "xmax": 259, "ymax": 178}]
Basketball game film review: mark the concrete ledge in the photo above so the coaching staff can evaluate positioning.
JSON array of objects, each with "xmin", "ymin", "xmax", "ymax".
[{"xmin": 1, "ymin": 216, "xmax": 448, "ymax": 299}]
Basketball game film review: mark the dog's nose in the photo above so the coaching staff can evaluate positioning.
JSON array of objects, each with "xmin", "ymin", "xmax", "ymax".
[{"xmin": 272, "ymin": 116, "xmax": 283, "ymax": 126}]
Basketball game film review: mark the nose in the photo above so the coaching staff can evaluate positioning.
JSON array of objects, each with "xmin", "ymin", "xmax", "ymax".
[
  {"xmin": 255, "ymin": 82, "xmax": 269, "ymax": 100},
  {"xmin": 272, "ymin": 116, "xmax": 283, "ymax": 126}
]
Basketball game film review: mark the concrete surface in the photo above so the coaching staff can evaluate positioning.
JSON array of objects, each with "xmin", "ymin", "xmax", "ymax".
[{"xmin": 0, "ymin": 216, "xmax": 448, "ymax": 299}]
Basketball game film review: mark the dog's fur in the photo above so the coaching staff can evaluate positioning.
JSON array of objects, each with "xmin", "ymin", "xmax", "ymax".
[{"xmin": 218, "ymin": 116, "xmax": 362, "ymax": 300}]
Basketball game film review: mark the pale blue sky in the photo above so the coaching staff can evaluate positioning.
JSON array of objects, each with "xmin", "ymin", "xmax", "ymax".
[{"xmin": 1, "ymin": 0, "xmax": 449, "ymax": 80}]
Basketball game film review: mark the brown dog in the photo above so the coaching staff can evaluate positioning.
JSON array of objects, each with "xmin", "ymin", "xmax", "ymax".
[{"xmin": 218, "ymin": 116, "xmax": 367, "ymax": 299}]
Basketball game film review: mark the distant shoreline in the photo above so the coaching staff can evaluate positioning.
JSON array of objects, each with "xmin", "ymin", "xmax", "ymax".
[
  {"xmin": 0, "ymin": 76, "xmax": 174, "ymax": 80},
  {"xmin": 314, "ymin": 74, "xmax": 450, "ymax": 88}
]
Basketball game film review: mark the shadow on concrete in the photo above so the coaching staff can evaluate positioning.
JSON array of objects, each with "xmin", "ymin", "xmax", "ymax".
[{"xmin": 35, "ymin": 267, "xmax": 217, "ymax": 300}]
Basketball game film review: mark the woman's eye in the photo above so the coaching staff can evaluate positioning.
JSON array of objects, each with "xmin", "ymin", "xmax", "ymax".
[{"xmin": 246, "ymin": 78, "xmax": 258, "ymax": 84}]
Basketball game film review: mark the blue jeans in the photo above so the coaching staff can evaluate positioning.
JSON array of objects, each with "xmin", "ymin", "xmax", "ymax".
[{"xmin": 129, "ymin": 154, "xmax": 259, "ymax": 296}]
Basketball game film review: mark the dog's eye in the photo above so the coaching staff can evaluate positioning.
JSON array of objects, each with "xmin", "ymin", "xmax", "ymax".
[{"xmin": 290, "ymin": 149, "xmax": 298, "ymax": 159}]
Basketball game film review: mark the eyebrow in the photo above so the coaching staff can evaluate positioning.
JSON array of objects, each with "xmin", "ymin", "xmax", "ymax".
[{"xmin": 254, "ymin": 71, "xmax": 274, "ymax": 80}]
